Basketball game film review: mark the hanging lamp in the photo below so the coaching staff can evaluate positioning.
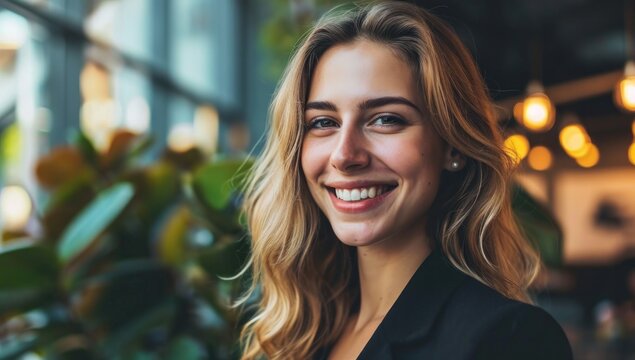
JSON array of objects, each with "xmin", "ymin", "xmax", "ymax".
[
  {"xmin": 615, "ymin": 0, "xmax": 635, "ymax": 111},
  {"xmin": 514, "ymin": 37, "xmax": 556, "ymax": 132}
]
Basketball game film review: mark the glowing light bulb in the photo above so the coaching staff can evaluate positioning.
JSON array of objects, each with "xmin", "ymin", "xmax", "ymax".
[
  {"xmin": 527, "ymin": 146, "xmax": 552, "ymax": 171},
  {"xmin": 559, "ymin": 124, "xmax": 590, "ymax": 158},
  {"xmin": 514, "ymin": 92, "xmax": 556, "ymax": 132},
  {"xmin": 503, "ymin": 134, "xmax": 530, "ymax": 164},
  {"xmin": 615, "ymin": 62, "xmax": 635, "ymax": 112},
  {"xmin": 576, "ymin": 144, "xmax": 599, "ymax": 168},
  {"xmin": 0, "ymin": 185, "xmax": 32, "ymax": 232},
  {"xmin": 629, "ymin": 142, "xmax": 635, "ymax": 166},
  {"xmin": 616, "ymin": 77, "xmax": 635, "ymax": 111}
]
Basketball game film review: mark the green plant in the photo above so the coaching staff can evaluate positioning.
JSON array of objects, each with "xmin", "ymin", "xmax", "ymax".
[
  {"xmin": 512, "ymin": 184, "xmax": 564, "ymax": 268},
  {"xmin": 0, "ymin": 130, "xmax": 253, "ymax": 359}
]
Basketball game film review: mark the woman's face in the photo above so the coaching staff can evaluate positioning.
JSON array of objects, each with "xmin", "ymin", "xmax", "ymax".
[{"xmin": 301, "ymin": 39, "xmax": 449, "ymax": 248}]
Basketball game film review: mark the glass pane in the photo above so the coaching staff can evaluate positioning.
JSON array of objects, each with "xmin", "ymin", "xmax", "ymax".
[
  {"xmin": 169, "ymin": 0, "xmax": 239, "ymax": 108},
  {"xmin": 84, "ymin": 0, "xmax": 153, "ymax": 64},
  {"xmin": 14, "ymin": 0, "xmax": 154, "ymax": 65},
  {"xmin": 79, "ymin": 57, "xmax": 152, "ymax": 151}
]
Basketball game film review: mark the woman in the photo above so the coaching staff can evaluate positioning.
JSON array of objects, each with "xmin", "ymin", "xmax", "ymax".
[{"xmin": 239, "ymin": 2, "xmax": 572, "ymax": 359}]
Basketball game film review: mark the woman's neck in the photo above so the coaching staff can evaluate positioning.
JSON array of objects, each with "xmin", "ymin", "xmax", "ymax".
[{"xmin": 352, "ymin": 232, "xmax": 432, "ymax": 330}]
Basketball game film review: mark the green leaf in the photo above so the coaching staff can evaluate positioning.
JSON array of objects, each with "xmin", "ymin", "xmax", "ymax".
[
  {"xmin": 126, "ymin": 135, "xmax": 154, "ymax": 161},
  {"xmin": 191, "ymin": 159, "xmax": 253, "ymax": 211},
  {"xmin": 140, "ymin": 162, "xmax": 181, "ymax": 221},
  {"xmin": 0, "ymin": 244, "xmax": 58, "ymax": 288},
  {"xmin": 155, "ymin": 205, "xmax": 191, "ymax": 266},
  {"xmin": 0, "ymin": 288, "xmax": 51, "ymax": 314},
  {"xmin": 41, "ymin": 334, "xmax": 95, "ymax": 360},
  {"xmin": 113, "ymin": 351, "xmax": 156, "ymax": 360},
  {"xmin": 73, "ymin": 260, "xmax": 175, "ymax": 333},
  {"xmin": 164, "ymin": 336, "xmax": 205, "ymax": 360},
  {"xmin": 72, "ymin": 131, "xmax": 99, "ymax": 166},
  {"xmin": 512, "ymin": 184, "xmax": 563, "ymax": 267},
  {"xmin": 99, "ymin": 299, "xmax": 177, "ymax": 358},
  {"xmin": 57, "ymin": 183, "xmax": 135, "ymax": 263},
  {"xmin": 197, "ymin": 239, "xmax": 250, "ymax": 278},
  {"xmin": 0, "ymin": 245, "xmax": 59, "ymax": 313}
]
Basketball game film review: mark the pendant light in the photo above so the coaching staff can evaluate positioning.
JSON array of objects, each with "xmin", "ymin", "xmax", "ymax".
[
  {"xmin": 514, "ymin": 81, "xmax": 556, "ymax": 132},
  {"xmin": 615, "ymin": 0, "xmax": 635, "ymax": 111},
  {"xmin": 514, "ymin": 37, "xmax": 556, "ymax": 132},
  {"xmin": 559, "ymin": 113, "xmax": 591, "ymax": 158},
  {"xmin": 558, "ymin": 113, "xmax": 600, "ymax": 167}
]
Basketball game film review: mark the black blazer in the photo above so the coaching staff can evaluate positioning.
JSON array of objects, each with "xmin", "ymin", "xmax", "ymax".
[{"xmin": 315, "ymin": 249, "xmax": 573, "ymax": 360}]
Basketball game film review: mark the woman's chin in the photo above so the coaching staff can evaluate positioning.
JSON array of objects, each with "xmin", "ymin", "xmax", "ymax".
[{"xmin": 331, "ymin": 226, "xmax": 386, "ymax": 248}]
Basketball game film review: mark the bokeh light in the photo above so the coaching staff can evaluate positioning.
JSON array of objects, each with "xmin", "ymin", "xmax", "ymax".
[
  {"xmin": 560, "ymin": 123, "xmax": 591, "ymax": 158},
  {"xmin": 504, "ymin": 134, "xmax": 530, "ymax": 164},
  {"xmin": 514, "ymin": 92, "xmax": 556, "ymax": 132},
  {"xmin": 0, "ymin": 11, "xmax": 29, "ymax": 50},
  {"xmin": 193, "ymin": 105, "xmax": 219, "ymax": 155},
  {"xmin": 528, "ymin": 146, "xmax": 552, "ymax": 171},
  {"xmin": 168, "ymin": 123, "xmax": 196, "ymax": 153},
  {"xmin": 576, "ymin": 143, "xmax": 600, "ymax": 168},
  {"xmin": 0, "ymin": 185, "xmax": 32, "ymax": 232},
  {"xmin": 125, "ymin": 96, "xmax": 151, "ymax": 134}
]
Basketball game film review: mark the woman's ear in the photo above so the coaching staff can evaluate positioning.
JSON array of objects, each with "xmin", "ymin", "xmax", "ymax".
[{"xmin": 444, "ymin": 146, "xmax": 465, "ymax": 171}]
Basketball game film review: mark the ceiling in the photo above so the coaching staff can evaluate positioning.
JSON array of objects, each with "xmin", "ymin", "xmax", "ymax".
[{"xmin": 413, "ymin": 0, "xmax": 634, "ymax": 165}]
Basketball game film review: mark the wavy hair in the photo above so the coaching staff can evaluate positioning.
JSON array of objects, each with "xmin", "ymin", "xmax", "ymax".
[{"xmin": 239, "ymin": 2, "xmax": 540, "ymax": 359}]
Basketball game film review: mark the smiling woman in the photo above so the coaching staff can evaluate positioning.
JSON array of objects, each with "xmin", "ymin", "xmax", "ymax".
[
  {"xmin": 238, "ymin": 2, "xmax": 572, "ymax": 360},
  {"xmin": 302, "ymin": 40, "xmax": 446, "ymax": 250}
]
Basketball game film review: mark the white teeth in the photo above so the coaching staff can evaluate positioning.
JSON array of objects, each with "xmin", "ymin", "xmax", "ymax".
[{"xmin": 333, "ymin": 186, "xmax": 391, "ymax": 202}]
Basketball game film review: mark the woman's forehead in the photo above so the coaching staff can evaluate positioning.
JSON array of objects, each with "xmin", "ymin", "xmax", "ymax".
[{"xmin": 306, "ymin": 39, "xmax": 421, "ymax": 107}]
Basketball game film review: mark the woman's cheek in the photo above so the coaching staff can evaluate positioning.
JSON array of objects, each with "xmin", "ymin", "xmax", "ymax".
[{"xmin": 301, "ymin": 137, "xmax": 330, "ymax": 181}]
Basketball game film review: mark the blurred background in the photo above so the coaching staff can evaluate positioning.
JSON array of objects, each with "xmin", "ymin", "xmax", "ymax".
[{"xmin": 0, "ymin": 0, "xmax": 634, "ymax": 359}]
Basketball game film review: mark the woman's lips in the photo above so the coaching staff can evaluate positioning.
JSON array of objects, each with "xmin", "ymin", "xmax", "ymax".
[{"xmin": 327, "ymin": 186, "xmax": 396, "ymax": 213}]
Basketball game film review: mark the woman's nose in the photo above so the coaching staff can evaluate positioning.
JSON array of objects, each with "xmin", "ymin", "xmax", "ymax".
[{"xmin": 329, "ymin": 126, "xmax": 370, "ymax": 172}]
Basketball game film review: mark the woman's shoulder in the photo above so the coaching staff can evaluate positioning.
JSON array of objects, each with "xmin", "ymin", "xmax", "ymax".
[{"xmin": 440, "ymin": 275, "xmax": 573, "ymax": 359}]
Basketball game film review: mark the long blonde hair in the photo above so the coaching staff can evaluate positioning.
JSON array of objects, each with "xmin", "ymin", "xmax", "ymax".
[{"xmin": 239, "ymin": 2, "xmax": 540, "ymax": 359}]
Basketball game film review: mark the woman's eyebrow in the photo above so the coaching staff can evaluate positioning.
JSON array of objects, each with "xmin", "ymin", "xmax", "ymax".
[
  {"xmin": 359, "ymin": 96, "xmax": 421, "ymax": 113},
  {"xmin": 304, "ymin": 96, "xmax": 420, "ymax": 113},
  {"xmin": 305, "ymin": 101, "xmax": 337, "ymax": 111}
]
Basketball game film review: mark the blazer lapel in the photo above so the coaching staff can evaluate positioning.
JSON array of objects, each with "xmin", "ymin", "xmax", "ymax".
[{"xmin": 357, "ymin": 249, "xmax": 467, "ymax": 359}]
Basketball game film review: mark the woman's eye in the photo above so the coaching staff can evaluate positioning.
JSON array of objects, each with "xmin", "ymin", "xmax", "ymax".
[
  {"xmin": 308, "ymin": 118, "xmax": 338, "ymax": 129},
  {"xmin": 371, "ymin": 115, "xmax": 406, "ymax": 126}
]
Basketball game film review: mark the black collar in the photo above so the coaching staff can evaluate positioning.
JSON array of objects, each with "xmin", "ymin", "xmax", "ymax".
[{"xmin": 357, "ymin": 249, "xmax": 467, "ymax": 358}]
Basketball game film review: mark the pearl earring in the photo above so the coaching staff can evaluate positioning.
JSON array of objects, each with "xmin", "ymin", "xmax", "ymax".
[{"xmin": 450, "ymin": 160, "xmax": 460, "ymax": 170}]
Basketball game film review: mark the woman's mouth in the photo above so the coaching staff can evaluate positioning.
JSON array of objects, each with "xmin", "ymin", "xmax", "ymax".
[
  {"xmin": 329, "ymin": 185, "xmax": 397, "ymax": 202},
  {"xmin": 325, "ymin": 184, "xmax": 397, "ymax": 213}
]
